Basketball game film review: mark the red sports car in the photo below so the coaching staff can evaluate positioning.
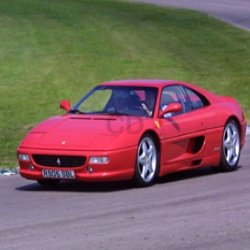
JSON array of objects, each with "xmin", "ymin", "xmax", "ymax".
[{"xmin": 17, "ymin": 80, "xmax": 247, "ymax": 187}]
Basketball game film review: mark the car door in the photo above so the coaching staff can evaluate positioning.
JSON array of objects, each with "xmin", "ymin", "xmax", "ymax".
[{"xmin": 159, "ymin": 85, "xmax": 209, "ymax": 174}]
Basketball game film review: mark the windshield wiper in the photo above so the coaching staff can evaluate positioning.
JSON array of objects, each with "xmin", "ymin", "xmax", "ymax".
[
  {"xmin": 69, "ymin": 109, "xmax": 85, "ymax": 114},
  {"xmin": 103, "ymin": 111, "xmax": 130, "ymax": 116}
]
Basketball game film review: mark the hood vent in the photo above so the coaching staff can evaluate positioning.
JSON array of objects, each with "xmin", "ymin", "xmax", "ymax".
[
  {"xmin": 69, "ymin": 116, "xmax": 116, "ymax": 121},
  {"xmin": 93, "ymin": 117, "xmax": 116, "ymax": 121},
  {"xmin": 69, "ymin": 117, "xmax": 91, "ymax": 120}
]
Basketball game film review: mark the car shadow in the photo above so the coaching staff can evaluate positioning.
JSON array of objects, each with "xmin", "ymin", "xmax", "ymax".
[
  {"xmin": 16, "ymin": 166, "xmax": 242, "ymax": 192},
  {"xmin": 16, "ymin": 179, "xmax": 134, "ymax": 193},
  {"xmin": 157, "ymin": 165, "xmax": 242, "ymax": 184},
  {"xmin": 157, "ymin": 166, "xmax": 217, "ymax": 184}
]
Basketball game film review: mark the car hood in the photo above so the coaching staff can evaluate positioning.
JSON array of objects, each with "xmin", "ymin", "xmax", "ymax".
[{"xmin": 20, "ymin": 115, "xmax": 146, "ymax": 151}]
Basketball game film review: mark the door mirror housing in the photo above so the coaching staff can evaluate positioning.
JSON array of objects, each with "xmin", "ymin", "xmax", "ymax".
[
  {"xmin": 159, "ymin": 102, "xmax": 182, "ymax": 118},
  {"xmin": 60, "ymin": 100, "xmax": 71, "ymax": 112}
]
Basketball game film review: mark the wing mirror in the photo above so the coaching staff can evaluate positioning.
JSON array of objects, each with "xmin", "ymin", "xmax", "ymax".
[
  {"xmin": 60, "ymin": 100, "xmax": 71, "ymax": 112},
  {"xmin": 159, "ymin": 102, "xmax": 182, "ymax": 118}
]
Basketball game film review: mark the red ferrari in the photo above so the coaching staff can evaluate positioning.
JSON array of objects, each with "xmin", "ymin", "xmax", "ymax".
[{"xmin": 17, "ymin": 80, "xmax": 247, "ymax": 187}]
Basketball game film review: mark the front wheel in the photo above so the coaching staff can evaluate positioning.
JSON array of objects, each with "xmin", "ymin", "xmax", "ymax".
[
  {"xmin": 134, "ymin": 134, "xmax": 159, "ymax": 187},
  {"xmin": 216, "ymin": 120, "xmax": 241, "ymax": 172}
]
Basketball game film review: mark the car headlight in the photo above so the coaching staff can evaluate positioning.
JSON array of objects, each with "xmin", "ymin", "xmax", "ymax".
[
  {"xmin": 18, "ymin": 154, "xmax": 30, "ymax": 161},
  {"xmin": 89, "ymin": 157, "xmax": 109, "ymax": 164}
]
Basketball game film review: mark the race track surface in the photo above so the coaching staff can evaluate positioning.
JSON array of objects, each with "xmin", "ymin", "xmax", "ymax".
[
  {"xmin": 130, "ymin": 0, "xmax": 250, "ymax": 31},
  {"xmin": 0, "ymin": 137, "xmax": 250, "ymax": 250}
]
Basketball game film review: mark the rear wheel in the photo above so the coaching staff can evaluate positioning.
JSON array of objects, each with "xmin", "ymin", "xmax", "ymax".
[
  {"xmin": 215, "ymin": 120, "xmax": 241, "ymax": 172},
  {"xmin": 134, "ymin": 134, "xmax": 159, "ymax": 187}
]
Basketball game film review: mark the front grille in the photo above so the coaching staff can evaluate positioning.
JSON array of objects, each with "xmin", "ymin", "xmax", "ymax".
[{"xmin": 32, "ymin": 155, "xmax": 86, "ymax": 168}]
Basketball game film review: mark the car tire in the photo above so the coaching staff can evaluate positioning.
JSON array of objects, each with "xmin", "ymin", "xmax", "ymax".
[
  {"xmin": 37, "ymin": 179, "xmax": 60, "ymax": 187},
  {"xmin": 134, "ymin": 134, "xmax": 159, "ymax": 187},
  {"xmin": 214, "ymin": 120, "xmax": 241, "ymax": 172}
]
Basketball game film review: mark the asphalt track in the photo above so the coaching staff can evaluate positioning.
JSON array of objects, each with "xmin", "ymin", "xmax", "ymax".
[
  {"xmin": 0, "ymin": 135, "xmax": 250, "ymax": 250},
  {"xmin": 130, "ymin": 0, "xmax": 250, "ymax": 31}
]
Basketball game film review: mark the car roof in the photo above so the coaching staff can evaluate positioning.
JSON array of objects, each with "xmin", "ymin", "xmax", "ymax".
[
  {"xmin": 99, "ymin": 79, "xmax": 219, "ymax": 102},
  {"xmin": 100, "ymin": 79, "xmax": 177, "ymax": 88}
]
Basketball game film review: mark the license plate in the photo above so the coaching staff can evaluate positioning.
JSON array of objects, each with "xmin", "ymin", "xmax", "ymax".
[{"xmin": 42, "ymin": 169, "xmax": 75, "ymax": 179}]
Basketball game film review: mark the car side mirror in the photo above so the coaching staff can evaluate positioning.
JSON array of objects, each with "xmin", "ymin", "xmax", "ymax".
[
  {"xmin": 159, "ymin": 102, "xmax": 182, "ymax": 118},
  {"xmin": 60, "ymin": 100, "xmax": 71, "ymax": 112}
]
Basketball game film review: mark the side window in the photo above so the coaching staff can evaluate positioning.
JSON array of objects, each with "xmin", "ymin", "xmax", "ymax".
[
  {"xmin": 185, "ymin": 87, "xmax": 209, "ymax": 110},
  {"xmin": 160, "ymin": 86, "xmax": 191, "ymax": 117}
]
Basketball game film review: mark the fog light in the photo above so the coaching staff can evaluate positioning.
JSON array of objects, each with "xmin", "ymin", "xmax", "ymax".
[
  {"xmin": 18, "ymin": 154, "xmax": 30, "ymax": 161},
  {"xmin": 28, "ymin": 164, "xmax": 34, "ymax": 170},
  {"xmin": 89, "ymin": 157, "xmax": 109, "ymax": 164},
  {"xmin": 86, "ymin": 166, "xmax": 93, "ymax": 173}
]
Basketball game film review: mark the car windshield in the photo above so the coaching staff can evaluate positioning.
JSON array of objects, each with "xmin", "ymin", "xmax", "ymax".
[{"xmin": 71, "ymin": 86, "xmax": 158, "ymax": 117}]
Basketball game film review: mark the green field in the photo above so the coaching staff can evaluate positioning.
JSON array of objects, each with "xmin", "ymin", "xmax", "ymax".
[{"xmin": 1, "ymin": 0, "xmax": 250, "ymax": 166}]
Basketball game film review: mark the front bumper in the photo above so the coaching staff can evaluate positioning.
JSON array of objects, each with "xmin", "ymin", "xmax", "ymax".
[{"xmin": 17, "ymin": 147, "xmax": 136, "ymax": 182}]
